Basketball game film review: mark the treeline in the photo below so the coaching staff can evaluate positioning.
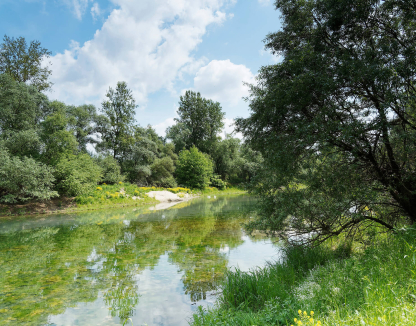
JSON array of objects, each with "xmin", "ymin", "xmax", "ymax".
[{"xmin": 0, "ymin": 36, "xmax": 262, "ymax": 204}]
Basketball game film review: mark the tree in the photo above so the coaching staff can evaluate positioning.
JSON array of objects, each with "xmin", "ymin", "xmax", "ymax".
[
  {"xmin": 40, "ymin": 101, "xmax": 78, "ymax": 166},
  {"xmin": 236, "ymin": 0, "xmax": 416, "ymax": 242},
  {"xmin": 169, "ymin": 90, "xmax": 224, "ymax": 154},
  {"xmin": 67, "ymin": 104, "xmax": 102, "ymax": 153},
  {"xmin": 176, "ymin": 146, "xmax": 213, "ymax": 189},
  {"xmin": 97, "ymin": 82, "xmax": 137, "ymax": 161},
  {"xmin": 0, "ymin": 35, "xmax": 52, "ymax": 91},
  {"xmin": 54, "ymin": 154, "xmax": 102, "ymax": 196},
  {"xmin": 0, "ymin": 146, "xmax": 58, "ymax": 203}
]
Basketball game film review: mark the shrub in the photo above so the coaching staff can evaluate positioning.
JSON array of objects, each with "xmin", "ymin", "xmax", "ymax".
[
  {"xmin": 54, "ymin": 154, "xmax": 102, "ymax": 196},
  {"xmin": 96, "ymin": 155, "xmax": 124, "ymax": 184},
  {"xmin": 0, "ymin": 147, "xmax": 58, "ymax": 203},
  {"xmin": 210, "ymin": 174, "xmax": 226, "ymax": 190},
  {"xmin": 176, "ymin": 146, "xmax": 213, "ymax": 189}
]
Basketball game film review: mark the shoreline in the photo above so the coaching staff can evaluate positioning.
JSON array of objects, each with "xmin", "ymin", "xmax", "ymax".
[{"xmin": 0, "ymin": 188, "xmax": 247, "ymax": 219}]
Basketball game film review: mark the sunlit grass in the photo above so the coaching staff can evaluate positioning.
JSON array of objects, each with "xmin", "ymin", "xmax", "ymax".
[{"xmin": 191, "ymin": 228, "xmax": 416, "ymax": 325}]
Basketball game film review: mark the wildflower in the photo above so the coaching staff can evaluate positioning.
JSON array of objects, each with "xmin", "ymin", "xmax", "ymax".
[
  {"xmin": 119, "ymin": 181, "xmax": 123, "ymax": 184},
  {"xmin": 310, "ymin": 311, "xmax": 314, "ymax": 316},
  {"xmin": 303, "ymin": 311, "xmax": 307, "ymax": 316},
  {"xmin": 96, "ymin": 187, "xmax": 102, "ymax": 191},
  {"xmin": 298, "ymin": 310, "xmax": 302, "ymax": 315}
]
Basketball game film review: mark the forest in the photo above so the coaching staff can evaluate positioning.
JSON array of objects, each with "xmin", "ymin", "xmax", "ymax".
[{"xmin": 0, "ymin": 35, "xmax": 262, "ymax": 206}]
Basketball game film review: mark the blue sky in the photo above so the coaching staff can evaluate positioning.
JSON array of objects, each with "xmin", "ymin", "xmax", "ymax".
[{"xmin": 0, "ymin": 0, "xmax": 282, "ymax": 136}]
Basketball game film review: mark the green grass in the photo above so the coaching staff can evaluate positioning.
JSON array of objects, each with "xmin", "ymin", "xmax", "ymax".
[{"xmin": 191, "ymin": 228, "xmax": 416, "ymax": 326}]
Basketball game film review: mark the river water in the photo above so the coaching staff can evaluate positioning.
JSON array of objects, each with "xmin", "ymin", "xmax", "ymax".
[{"xmin": 0, "ymin": 195, "xmax": 280, "ymax": 326}]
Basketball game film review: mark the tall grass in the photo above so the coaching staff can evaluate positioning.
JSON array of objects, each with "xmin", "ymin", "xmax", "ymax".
[{"xmin": 192, "ymin": 228, "xmax": 416, "ymax": 325}]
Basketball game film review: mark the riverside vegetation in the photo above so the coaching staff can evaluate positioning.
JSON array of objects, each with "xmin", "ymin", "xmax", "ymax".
[
  {"xmin": 0, "ymin": 36, "xmax": 262, "ymax": 216},
  {"xmin": 193, "ymin": 0, "xmax": 416, "ymax": 325},
  {"xmin": 2, "ymin": 0, "xmax": 416, "ymax": 325}
]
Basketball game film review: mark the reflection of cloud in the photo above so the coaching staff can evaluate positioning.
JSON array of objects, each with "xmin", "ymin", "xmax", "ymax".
[{"xmin": 227, "ymin": 236, "xmax": 281, "ymax": 272}]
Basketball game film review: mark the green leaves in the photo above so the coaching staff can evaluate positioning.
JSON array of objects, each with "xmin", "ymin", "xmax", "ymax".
[
  {"xmin": 237, "ymin": 0, "xmax": 416, "ymax": 240},
  {"xmin": 176, "ymin": 146, "xmax": 214, "ymax": 189}
]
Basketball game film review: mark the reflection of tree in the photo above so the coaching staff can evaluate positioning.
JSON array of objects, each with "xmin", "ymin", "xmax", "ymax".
[{"xmin": 0, "ymin": 195, "xmax": 258, "ymax": 325}]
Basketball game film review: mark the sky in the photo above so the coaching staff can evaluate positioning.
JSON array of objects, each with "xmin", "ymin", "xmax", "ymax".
[{"xmin": 0, "ymin": 0, "xmax": 282, "ymax": 137}]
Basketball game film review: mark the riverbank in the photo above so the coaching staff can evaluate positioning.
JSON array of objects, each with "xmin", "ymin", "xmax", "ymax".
[
  {"xmin": 191, "ymin": 228, "xmax": 416, "ymax": 325},
  {"xmin": 0, "ymin": 183, "xmax": 247, "ymax": 218}
]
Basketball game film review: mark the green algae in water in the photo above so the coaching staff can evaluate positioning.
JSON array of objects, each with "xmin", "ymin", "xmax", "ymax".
[{"xmin": 0, "ymin": 196, "xmax": 279, "ymax": 326}]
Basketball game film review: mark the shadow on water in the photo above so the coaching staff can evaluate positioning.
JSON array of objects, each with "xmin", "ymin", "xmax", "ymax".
[{"xmin": 0, "ymin": 195, "xmax": 280, "ymax": 326}]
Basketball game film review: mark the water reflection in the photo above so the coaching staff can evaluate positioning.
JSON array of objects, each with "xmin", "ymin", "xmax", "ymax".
[{"xmin": 0, "ymin": 195, "xmax": 279, "ymax": 326}]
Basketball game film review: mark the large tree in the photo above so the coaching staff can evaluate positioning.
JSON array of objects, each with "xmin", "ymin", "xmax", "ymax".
[
  {"xmin": 168, "ymin": 90, "xmax": 224, "ymax": 154},
  {"xmin": 0, "ymin": 35, "xmax": 52, "ymax": 91},
  {"xmin": 97, "ymin": 82, "xmax": 137, "ymax": 161},
  {"xmin": 237, "ymin": 0, "xmax": 416, "ymax": 242}
]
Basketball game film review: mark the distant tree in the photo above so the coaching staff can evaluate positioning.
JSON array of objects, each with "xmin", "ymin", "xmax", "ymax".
[
  {"xmin": 97, "ymin": 82, "xmax": 137, "ymax": 161},
  {"xmin": 237, "ymin": 0, "xmax": 416, "ymax": 242},
  {"xmin": 40, "ymin": 101, "xmax": 78, "ymax": 166},
  {"xmin": 169, "ymin": 90, "xmax": 224, "ymax": 154},
  {"xmin": 67, "ymin": 104, "xmax": 101, "ymax": 153},
  {"xmin": 95, "ymin": 155, "xmax": 125, "ymax": 185},
  {"xmin": 166, "ymin": 122, "xmax": 191, "ymax": 153},
  {"xmin": 176, "ymin": 146, "xmax": 213, "ymax": 189},
  {"xmin": 0, "ymin": 35, "xmax": 52, "ymax": 91},
  {"xmin": 0, "ymin": 73, "xmax": 49, "ymax": 132}
]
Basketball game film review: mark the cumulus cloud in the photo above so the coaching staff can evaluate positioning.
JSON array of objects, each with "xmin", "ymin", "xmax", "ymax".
[
  {"xmin": 90, "ymin": 2, "xmax": 101, "ymax": 21},
  {"xmin": 192, "ymin": 59, "xmax": 255, "ymax": 106},
  {"xmin": 49, "ymin": 0, "xmax": 234, "ymax": 106}
]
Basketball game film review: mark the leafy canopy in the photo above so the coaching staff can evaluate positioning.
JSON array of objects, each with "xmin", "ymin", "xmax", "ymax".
[
  {"xmin": 237, "ymin": 0, "xmax": 416, "ymax": 242},
  {"xmin": 176, "ymin": 146, "xmax": 213, "ymax": 189},
  {"xmin": 0, "ymin": 35, "xmax": 52, "ymax": 91},
  {"xmin": 168, "ymin": 90, "xmax": 224, "ymax": 155}
]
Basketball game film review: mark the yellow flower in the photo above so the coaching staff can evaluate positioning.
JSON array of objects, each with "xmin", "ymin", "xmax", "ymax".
[
  {"xmin": 119, "ymin": 181, "xmax": 123, "ymax": 184},
  {"xmin": 303, "ymin": 311, "xmax": 307, "ymax": 316},
  {"xmin": 298, "ymin": 310, "xmax": 302, "ymax": 315},
  {"xmin": 294, "ymin": 318, "xmax": 298, "ymax": 322},
  {"xmin": 310, "ymin": 311, "xmax": 314, "ymax": 316},
  {"xmin": 309, "ymin": 318, "xmax": 314, "ymax": 323}
]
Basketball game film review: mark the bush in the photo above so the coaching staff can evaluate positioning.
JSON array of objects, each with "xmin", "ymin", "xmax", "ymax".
[
  {"xmin": 158, "ymin": 176, "xmax": 177, "ymax": 188},
  {"xmin": 210, "ymin": 174, "xmax": 226, "ymax": 190},
  {"xmin": 96, "ymin": 155, "xmax": 124, "ymax": 184},
  {"xmin": 54, "ymin": 154, "xmax": 102, "ymax": 196},
  {"xmin": 176, "ymin": 146, "xmax": 213, "ymax": 189},
  {"xmin": 151, "ymin": 157, "xmax": 175, "ymax": 185},
  {"xmin": 0, "ymin": 147, "xmax": 58, "ymax": 203}
]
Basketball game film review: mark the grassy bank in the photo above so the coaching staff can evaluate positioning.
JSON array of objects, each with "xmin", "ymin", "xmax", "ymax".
[
  {"xmin": 0, "ymin": 183, "xmax": 247, "ymax": 217},
  {"xmin": 192, "ymin": 228, "xmax": 416, "ymax": 325}
]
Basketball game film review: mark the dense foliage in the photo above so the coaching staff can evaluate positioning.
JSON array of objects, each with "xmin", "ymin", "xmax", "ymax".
[
  {"xmin": 237, "ymin": 0, "xmax": 416, "ymax": 242},
  {"xmin": 0, "ymin": 35, "xmax": 260, "ymax": 204},
  {"xmin": 176, "ymin": 146, "xmax": 214, "ymax": 189}
]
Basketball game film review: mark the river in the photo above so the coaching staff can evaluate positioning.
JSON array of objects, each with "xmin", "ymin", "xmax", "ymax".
[{"xmin": 0, "ymin": 195, "xmax": 280, "ymax": 326}]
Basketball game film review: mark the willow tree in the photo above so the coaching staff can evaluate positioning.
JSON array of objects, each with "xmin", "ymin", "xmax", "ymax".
[{"xmin": 237, "ymin": 0, "xmax": 416, "ymax": 243}]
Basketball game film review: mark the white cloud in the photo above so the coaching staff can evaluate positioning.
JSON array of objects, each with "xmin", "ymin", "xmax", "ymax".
[
  {"xmin": 62, "ymin": 0, "xmax": 90, "ymax": 20},
  {"xmin": 222, "ymin": 117, "xmax": 243, "ymax": 139},
  {"xmin": 90, "ymin": 2, "xmax": 101, "ymax": 21},
  {"xmin": 153, "ymin": 117, "xmax": 176, "ymax": 137},
  {"xmin": 192, "ymin": 59, "xmax": 255, "ymax": 106},
  {"xmin": 49, "ymin": 0, "xmax": 234, "ymax": 106}
]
